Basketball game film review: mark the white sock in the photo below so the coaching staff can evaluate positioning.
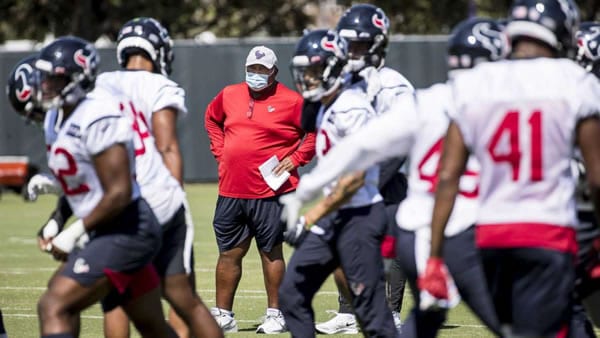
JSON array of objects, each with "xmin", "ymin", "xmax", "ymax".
[{"xmin": 266, "ymin": 307, "xmax": 281, "ymax": 316}]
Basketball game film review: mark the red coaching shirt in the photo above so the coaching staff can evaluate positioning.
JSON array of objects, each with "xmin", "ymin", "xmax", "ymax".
[{"xmin": 205, "ymin": 82, "xmax": 316, "ymax": 198}]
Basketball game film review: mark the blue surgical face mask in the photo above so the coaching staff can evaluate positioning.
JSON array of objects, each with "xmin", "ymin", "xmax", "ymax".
[{"xmin": 246, "ymin": 71, "xmax": 270, "ymax": 90}]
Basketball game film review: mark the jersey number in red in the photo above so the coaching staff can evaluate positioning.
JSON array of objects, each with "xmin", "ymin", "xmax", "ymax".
[
  {"xmin": 487, "ymin": 110, "xmax": 542, "ymax": 181},
  {"xmin": 121, "ymin": 101, "xmax": 150, "ymax": 156},
  {"xmin": 52, "ymin": 147, "xmax": 90, "ymax": 195},
  {"xmin": 417, "ymin": 138, "xmax": 478, "ymax": 198},
  {"xmin": 318, "ymin": 129, "xmax": 332, "ymax": 156}
]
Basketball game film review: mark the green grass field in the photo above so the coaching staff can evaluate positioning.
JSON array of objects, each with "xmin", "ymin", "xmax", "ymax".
[{"xmin": 0, "ymin": 183, "xmax": 497, "ymax": 337}]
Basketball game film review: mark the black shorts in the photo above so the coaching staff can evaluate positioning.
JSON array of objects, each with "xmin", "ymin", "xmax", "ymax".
[
  {"xmin": 153, "ymin": 205, "xmax": 195, "ymax": 277},
  {"xmin": 480, "ymin": 247, "xmax": 574, "ymax": 336},
  {"xmin": 62, "ymin": 198, "xmax": 162, "ymax": 293},
  {"xmin": 212, "ymin": 195, "xmax": 283, "ymax": 253},
  {"xmin": 396, "ymin": 227, "xmax": 500, "ymax": 335},
  {"xmin": 576, "ymin": 209, "xmax": 600, "ymax": 299}
]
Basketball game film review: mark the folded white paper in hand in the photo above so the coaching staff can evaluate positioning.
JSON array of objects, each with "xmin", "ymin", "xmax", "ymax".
[{"xmin": 259, "ymin": 155, "xmax": 290, "ymax": 191}]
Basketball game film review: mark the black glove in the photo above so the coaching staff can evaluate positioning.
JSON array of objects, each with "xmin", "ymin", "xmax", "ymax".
[
  {"xmin": 37, "ymin": 196, "xmax": 71, "ymax": 239},
  {"xmin": 301, "ymin": 101, "xmax": 321, "ymax": 132},
  {"xmin": 283, "ymin": 216, "xmax": 309, "ymax": 247}
]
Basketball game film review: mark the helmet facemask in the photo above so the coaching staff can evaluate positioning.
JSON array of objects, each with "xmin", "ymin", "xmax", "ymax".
[
  {"xmin": 576, "ymin": 23, "xmax": 600, "ymax": 79},
  {"xmin": 344, "ymin": 34, "xmax": 387, "ymax": 72},
  {"xmin": 291, "ymin": 55, "xmax": 345, "ymax": 102},
  {"xmin": 33, "ymin": 60, "xmax": 92, "ymax": 111}
]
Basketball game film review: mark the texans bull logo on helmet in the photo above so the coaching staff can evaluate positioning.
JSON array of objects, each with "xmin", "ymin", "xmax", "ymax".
[
  {"xmin": 320, "ymin": 33, "xmax": 347, "ymax": 59},
  {"xmin": 578, "ymin": 26, "xmax": 600, "ymax": 61},
  {"xmin": 472, "ymin": 22, "xmax": 510, "ymax": 60},
  {"xmin": 73, "ymin": 48, "xmax": 98, "ymax": 74},
  {"xmin": 13, "ymin": 63, "xmax": 34, "ymax": 102},
  {"xmin": 371, "ymin": 10, "xmax": 389, "ymax": 34}
]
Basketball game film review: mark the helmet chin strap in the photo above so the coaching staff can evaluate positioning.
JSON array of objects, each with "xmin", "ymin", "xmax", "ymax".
[
  {"xmin": 54, "ymin": 108, "xmax": 64, "ymax": 134},
  {"xmin": 64, "ymin": 86, "xmax": 86, "ymax": 106},
  {"xmin": 302, "ymin": 86, "xmax": 325, "ymax": 102}
]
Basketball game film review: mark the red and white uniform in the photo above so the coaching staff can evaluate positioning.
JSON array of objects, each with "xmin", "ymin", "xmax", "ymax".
[
  {"xmin": 314, "ymin": 82, "xmax": 382, "ymax": 208},
  {"xmin": 372, "ymin": 66, "xmax": 414, "ymax": 116},
  {"xmin": 45, "ymin": 89, "xmax": 139, "ymax": 219},
  {"xmin": 397, "ymin": 83, "xmax": 479, "ymax": 236},
  {"xmin": 95, "ymin": 71, "xmax": 186, "ymax": 224},
  {"xmin": 297, "ymin": 83, "xmax": 478, "ymax": 236},
  {"xmin": 450, "ymin": 58, "xmax": 600, "ymax": 254}
]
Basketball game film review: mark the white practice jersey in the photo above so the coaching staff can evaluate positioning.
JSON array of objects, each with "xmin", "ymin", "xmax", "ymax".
[
  {"xmin": 396, "ymin": 84, "xmax": 480, "ymax": 236},
  {"xmin": 372, "ymin": 66, "xmax": 414, "ymax": 116},
  {"xmin": 314, "ymin": 82, "xmax": 382, "ymax": 208},
  {"xmin": 45, "ymin": 89, "xmax": 140, "ymax": 219},
  {"xmin": 296, "ymin": 82, "xmax": 478, "ymax": 236},
  {"xmin": 450, "ymin": 58, "xmax": 600, "ymax": 233},
  {"xmin": 95, "ymin": 71, "xmax": 187, "ymax": 224}
]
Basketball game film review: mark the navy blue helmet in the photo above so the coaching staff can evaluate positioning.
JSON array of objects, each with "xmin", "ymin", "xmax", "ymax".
[
  {"xmin": 576, "ymin": 21, "xmax": 600, "ymax": 78},
  {"xmin": 505, "ymin": 0, "xmax": 580, "ymax": 56},
  {"xmin": 6, "ymin": 55, "xmax": 44, "ymax": 122},
  {"xmin": 336, "ymin": 4, "xmax": 389, "ymax": 71},
  {"xmin": 290, "ymin": 29, "xmax": 348, "ymax": 102},
  {"xmin": 34, "ymin": 36, "xmax": 99, "ymax": 111},
  {"xmin": 447, "ymin": 17, "xmax": 510, "ymax": 71},
  {"xmin": 117, "ymin": 17, "xmax": 174, "ymax": 76}
]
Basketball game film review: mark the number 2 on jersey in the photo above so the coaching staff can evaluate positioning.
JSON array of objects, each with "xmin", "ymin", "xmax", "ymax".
[
  {"xmin": 487, "ymin": 110, "xmax": 542, "ymax": 181},
  {"xmin": 52, "ymin": 147, "xmax": 90, "ymax": 195}
]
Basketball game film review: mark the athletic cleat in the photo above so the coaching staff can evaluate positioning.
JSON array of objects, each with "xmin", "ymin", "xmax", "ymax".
[
  {"xmin": 315, "ymin": 311, "xmax": 359, "ymax": 334},
  {"xmin": 211, "ymin": 307, "xmax": 238, "ymax": 333},
  {"xmin": 256, "ymin": 308, "xmax": 288, "ymax": 334}
]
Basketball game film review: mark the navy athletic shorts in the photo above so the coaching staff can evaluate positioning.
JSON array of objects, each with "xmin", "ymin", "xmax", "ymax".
[
  {"xmin": 153, "ymin": 205, "xmax": 195, "ymax": 277},
  {"xmin": 212, "ymin": 195, "xmax": 283, "ymax": 253},
  {"xmin": 480, "ymin": 247, "xmax": 574, "ymax": 336},
  {"xmin": 61, "ymin": 198, "xmax": 162, "ymax": 310}
]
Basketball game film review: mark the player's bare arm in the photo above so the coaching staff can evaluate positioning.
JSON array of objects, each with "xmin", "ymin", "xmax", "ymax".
[
  {"xmin": 152, "ymin": 107, "xmax": 184, "ymax": 185},
  {"xmin": 304, "ymin": 171, "xmax": 365, "ymax": 225},
  {"xmin": 84, "ymin": 144, "xmax": 133, "ymax": 231},
  {"xmin": 430, "ymin": 121, "xmax": 468, "ymax": 258},
  {"xmin": 576, "ymin": 116, "xmax": 600, "ymax": 225}
]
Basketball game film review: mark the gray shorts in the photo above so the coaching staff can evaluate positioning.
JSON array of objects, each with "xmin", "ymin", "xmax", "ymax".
[
  {"xmin": 153, "ymin": 205, "xmax": 195, "ymax": 276},
  {"xmin": 212, "ymin": 195, "xmax": 283, "ymax": 253},
  {"xmin": 62, "ymin": 198, "xmax": 162, "ymax": 288}
]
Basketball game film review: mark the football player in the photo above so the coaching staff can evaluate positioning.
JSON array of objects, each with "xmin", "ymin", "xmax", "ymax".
[
  {"xmin": 571, "ymin": 20, "xmax": 600, "ymax": 335},
  {"xmin": 20, "ymin": 18, "xmax": 220, "ymax": 338},
  {"xmin": 425, "ymin": 0, "xmax": 600, "ymax": 336},
  {"xmin": 98, "ymin": 17, "xmax": 221, "ymax": 338},
  {"xmin": 313, "ymin": 5, "xmax": 414, "ymax": 334},
  {"xmin": 576, "ymin": 22, "xmax": 600, "ymax": 78},
  {"xmin": 281, "ymin": 17, "xmax": 508, "ymax": 337},
  {"xmin": 278, "ymin": 29, "xmax": 397, "ymax": 338},
  {"xmin": 28, "ymin": 36, "xmax": 173, "ymax": 337}
]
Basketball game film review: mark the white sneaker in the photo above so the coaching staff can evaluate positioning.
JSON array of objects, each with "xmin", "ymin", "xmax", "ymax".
[
  {"xmin": 315, "ymin": 311, "xmax": 358, "ymax": 334},
  {"xmin": 392, "ymin": 311, "xmax": 402, "ymax": 330},
  {"xmin": 211, "ymin": 307, "xmax": 238, "ymax": 333},
  {"xmin": 256, "ymin": 308, "xmax": 288, "ymax": 334}
]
